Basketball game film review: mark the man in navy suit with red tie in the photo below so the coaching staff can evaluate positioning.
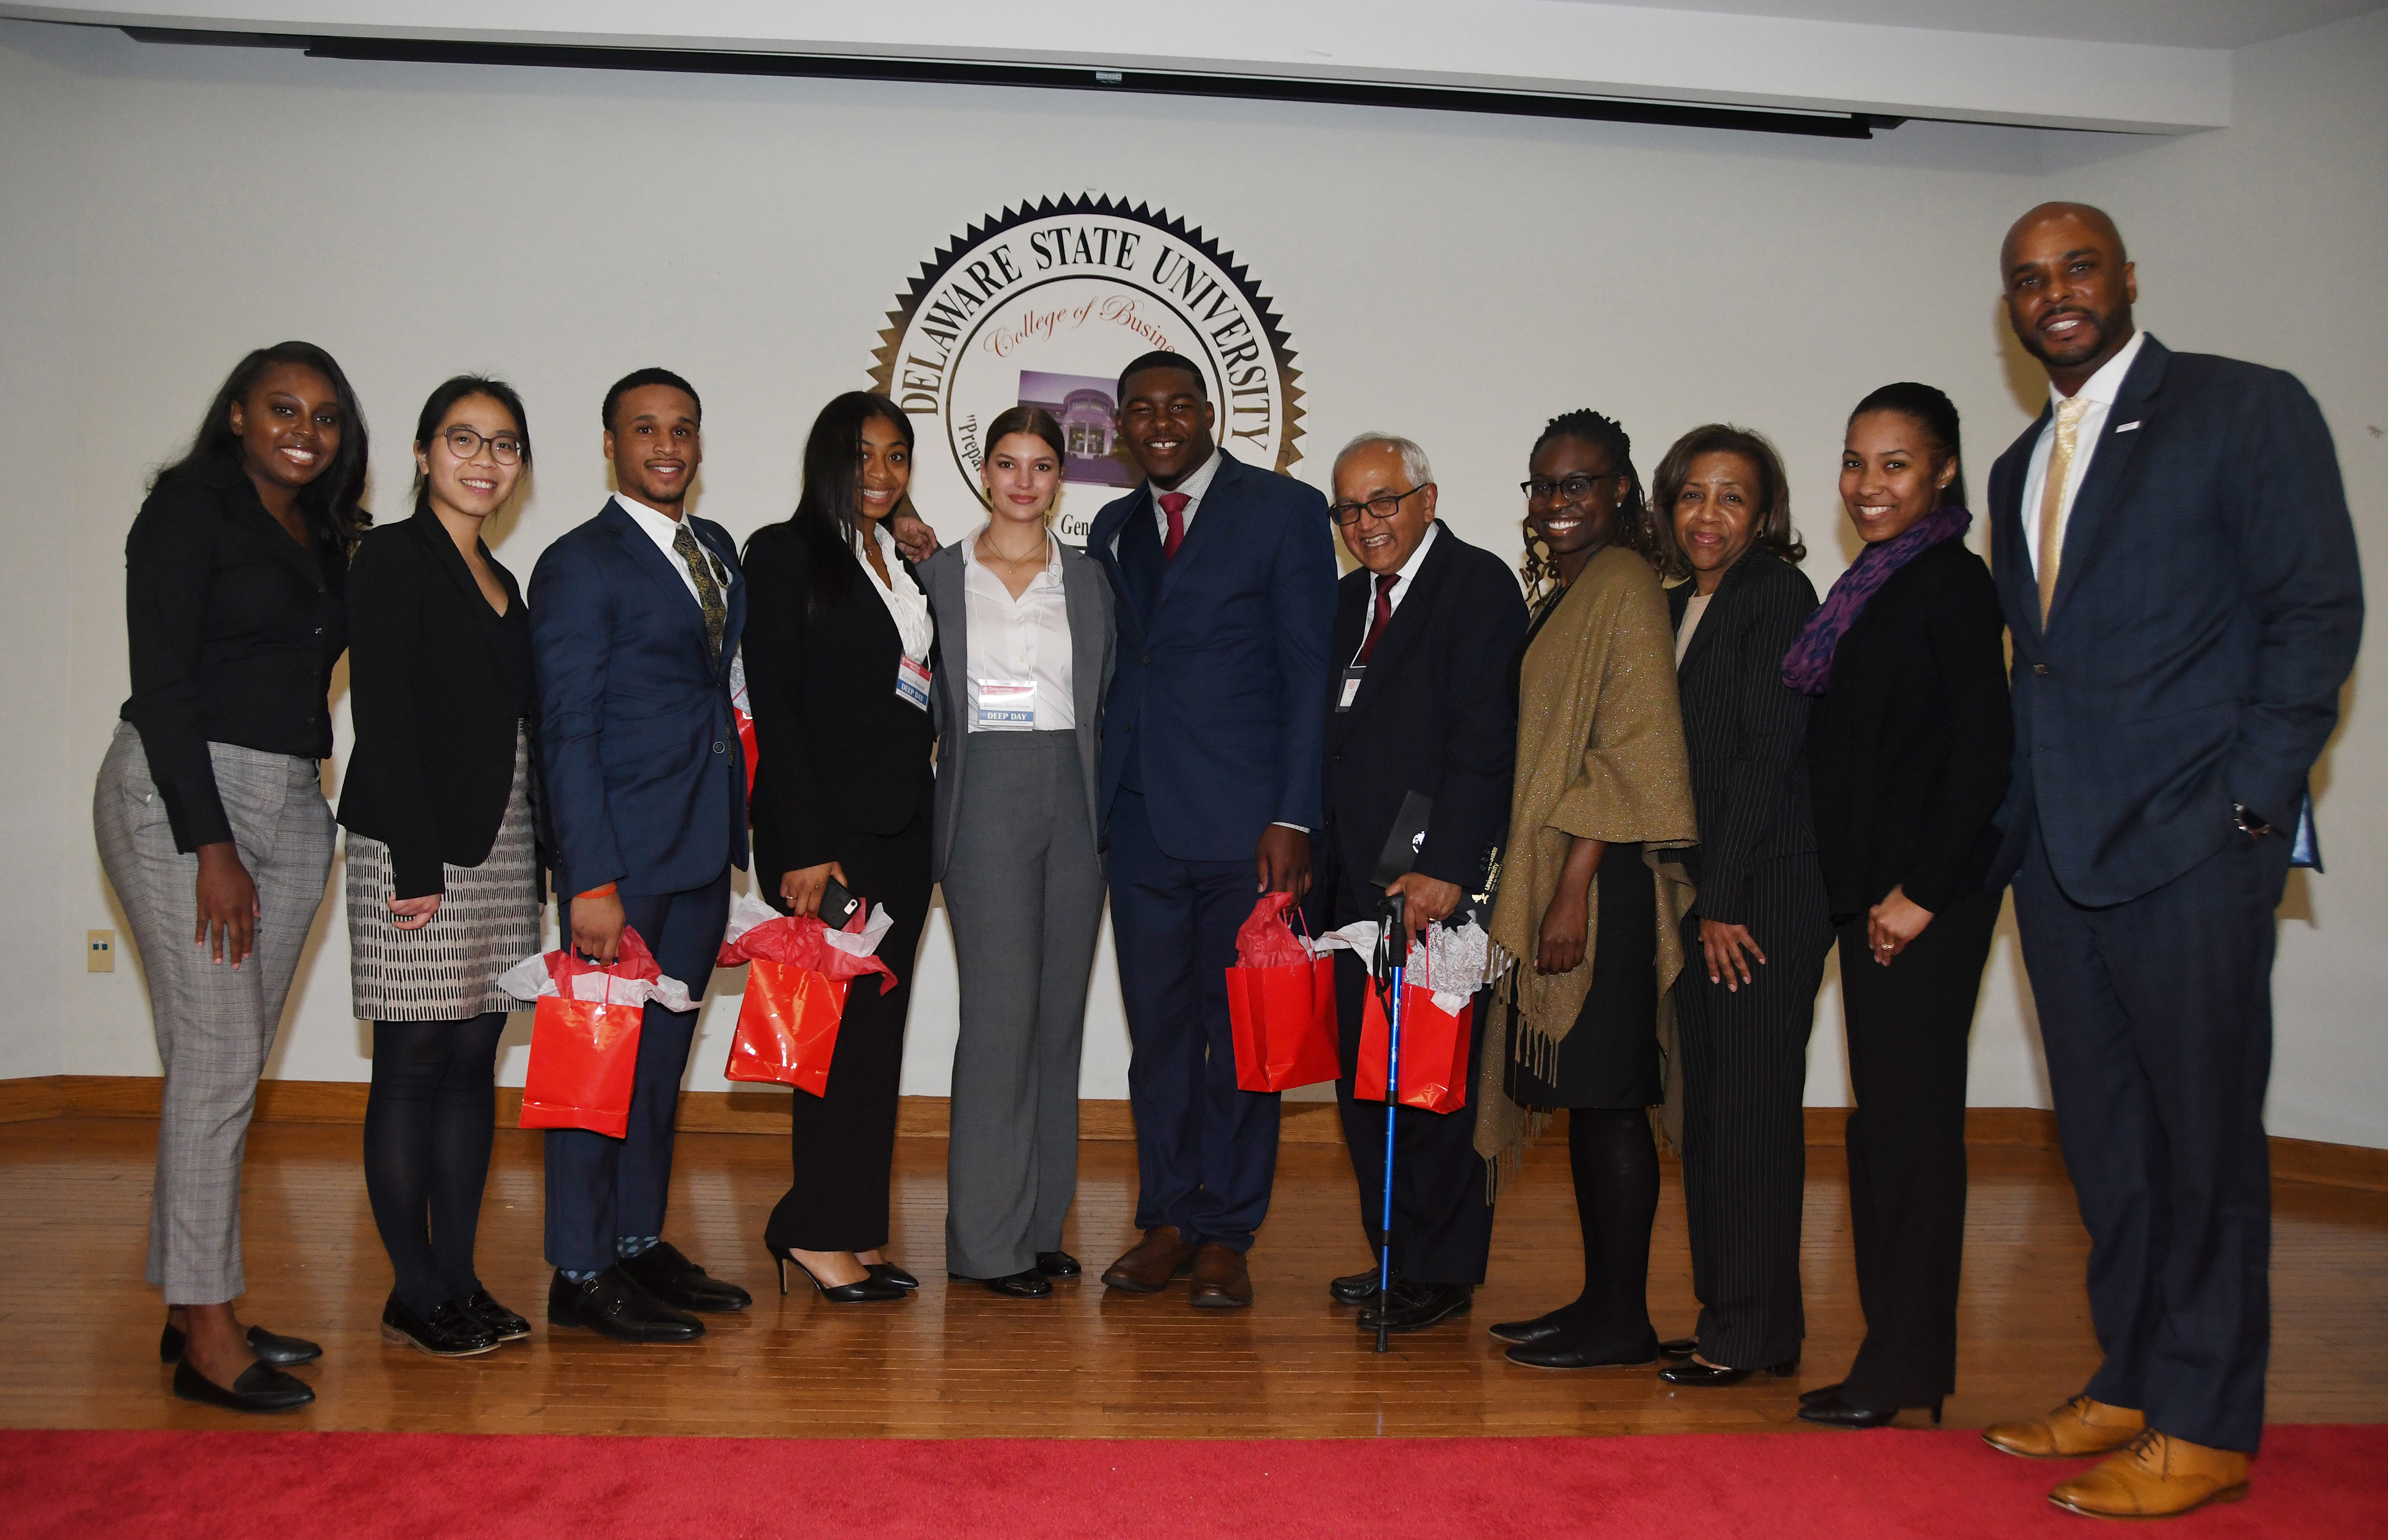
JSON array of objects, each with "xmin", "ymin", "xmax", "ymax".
[{"xmin": 1087, "ymin": 351, "xmax": 1337, "ymax": 1308}]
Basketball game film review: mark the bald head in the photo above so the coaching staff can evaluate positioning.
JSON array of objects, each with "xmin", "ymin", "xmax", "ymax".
[{"xmin": 2001, "ymin": 202, "xmax": 2137, "ymax": 395}]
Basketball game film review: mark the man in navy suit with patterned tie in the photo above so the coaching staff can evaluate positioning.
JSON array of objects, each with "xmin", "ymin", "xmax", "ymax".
[
  {"xmin": 1975, "ymin": 207, "xmax": 2362, "ymax": 1519},
  {"xmin": 530, "ymin": 369, "xmax": 757, "ymax": 1342},
  {"xmin": 1087, "ymin": 351, "xmax": 1337, "ymax": 1308}
]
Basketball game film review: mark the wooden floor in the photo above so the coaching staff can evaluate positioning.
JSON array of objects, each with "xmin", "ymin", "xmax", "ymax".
[{"xmin": 3, "ymin": 1116, "xmax": 2383, "ymax": 1438}]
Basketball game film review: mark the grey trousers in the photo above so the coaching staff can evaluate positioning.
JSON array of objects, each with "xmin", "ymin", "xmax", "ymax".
[
  {"xmin": 940, "ymin": 732, "xmax": 1106, "ymax": 1278},
  {"xmin": 93, "ymin": 721, "xmax": 335, "ymax": 1304}
]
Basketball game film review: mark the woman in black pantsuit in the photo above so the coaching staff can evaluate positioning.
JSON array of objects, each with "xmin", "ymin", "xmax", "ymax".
[
  {"xmin": 1787, "ymin": 384, "xmax": 2011, "ymax": 1428},
  {"xmin": 1650, "ymin": 425, "xmax": 1832, "ymax": 1387},
  {"xmin": 742, "ymin": 392, "xmax": 937, "ymax": 1305}
]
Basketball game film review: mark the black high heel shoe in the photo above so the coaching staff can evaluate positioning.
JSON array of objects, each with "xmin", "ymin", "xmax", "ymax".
[
  {"xmin": 866, "ymin": 1263, "xmax": 921, "ymax": 1290},
  {"xmin": 1656, "ymin": 1354, "xmax": 1800, "ymax": 1387},
  {"xmin": 767, "ymin": 1245, "xmax": 907, "ymax": 1302},
  {"xmin": 1796, "ymin": 1389, "xmax": 1944, "ymax": 1428}
]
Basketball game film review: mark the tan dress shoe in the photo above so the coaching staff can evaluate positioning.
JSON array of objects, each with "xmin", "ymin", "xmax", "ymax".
[
  {"xmin": 2049, "ymin": 1431, "xmax": 2249, "ymax": 1519},
  {"xmin": 1100, "ymin": 1226, "xmax": 1195, "ymax": 1292},
  {"xmin": 1982, "ymin": 1395, "xmax": 2146, "ymax": 1458},
  {"xmin": 1189, "ymin": 1243, "xmax": 1254, "ymax": 1308}
]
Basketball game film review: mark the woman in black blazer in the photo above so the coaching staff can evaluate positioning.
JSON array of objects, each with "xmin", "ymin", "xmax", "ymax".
[
  {"xmin": 742, "ymin": 391, "xmax": 937, "ymax": 1304},
  {"xmin": 1789, "ymin": 384, "xmax": 2011, "ymax": 1428},
  {"xmin": 1650, "ymin": 424, "xmax": 1832, "ymax": 1387},
  {"xmin": 339, "ymin": 375, "xmax": 543, "ymax": 1359}
]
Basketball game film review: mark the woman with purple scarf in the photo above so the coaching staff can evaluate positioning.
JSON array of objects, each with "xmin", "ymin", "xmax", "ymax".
[{"xmin": 1788, "ymin": 383, "xmax": 2012, "ymax": 1430}]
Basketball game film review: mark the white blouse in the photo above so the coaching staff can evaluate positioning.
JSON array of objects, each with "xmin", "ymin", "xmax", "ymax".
[
  {"xmin": 855, "ymin": 521, "xmax": 934, "ymax": 664},
  {"xmin": 961, "ymin": 525, "xmax": 1075, "ymax": 732}
]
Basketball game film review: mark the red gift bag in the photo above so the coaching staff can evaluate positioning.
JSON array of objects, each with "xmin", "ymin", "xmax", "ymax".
[
  {"xmin": 725, "ymin": 960, "xmax": 850, "ymax": 1097},
  {"xmin": 1355, "ymin": 980, "xmax": 1473, "ymax": 1114},
  {"xmin": 1226, "ymin": 893, "xmax": 1340, "ymax": 1092},
  {"xmin": 510, "ymin": 929, "xmax": 689, "ymax": 1138}
]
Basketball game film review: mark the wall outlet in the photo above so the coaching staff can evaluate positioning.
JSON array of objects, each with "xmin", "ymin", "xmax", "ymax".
[{"xmin": 87, "ymin": 930, "xmax": 114, "ymax": 972}]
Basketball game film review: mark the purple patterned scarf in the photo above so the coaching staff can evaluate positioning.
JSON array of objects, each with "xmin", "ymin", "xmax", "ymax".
[{"xmin": 1781, "ymin": 506, "xmax": 1972, "ymax": 695}]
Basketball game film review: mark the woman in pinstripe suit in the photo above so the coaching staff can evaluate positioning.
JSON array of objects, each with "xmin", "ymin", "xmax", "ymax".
[{"xmin": 1647, "ymin": 425, "xmax": 1832, "ymax": 1387}]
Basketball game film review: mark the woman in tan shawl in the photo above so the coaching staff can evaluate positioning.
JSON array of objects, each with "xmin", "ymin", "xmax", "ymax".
[{"xmin": 1479, "ymin": 409, "xmax": 1698, "ymax": 1370}]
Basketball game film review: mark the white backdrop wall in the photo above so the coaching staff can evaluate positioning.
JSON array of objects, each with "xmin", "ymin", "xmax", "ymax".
[{"xmin": 5, "ymin": 13, "xmax": 2381, "ymax": 1143}]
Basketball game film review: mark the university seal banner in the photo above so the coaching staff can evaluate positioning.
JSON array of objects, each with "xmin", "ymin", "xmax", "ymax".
[{"xmin": 869, "ymin": 195, "xmax": 1303, "ymax": 546}]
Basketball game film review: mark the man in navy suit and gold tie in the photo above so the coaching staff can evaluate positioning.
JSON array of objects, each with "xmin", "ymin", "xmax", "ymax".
[
  {"xmin": 1975, "ymin": 206, "xmax": 2362, "ymax": 1519},
  {"xmin": 1087, "ymin": 351, "xmax": 1337, "ymax": 1308}
]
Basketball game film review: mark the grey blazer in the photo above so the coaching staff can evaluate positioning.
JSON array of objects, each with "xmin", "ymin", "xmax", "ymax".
[{"xmin": 919, "ymin": 534, "xmax": 1116, "ymax": 881}]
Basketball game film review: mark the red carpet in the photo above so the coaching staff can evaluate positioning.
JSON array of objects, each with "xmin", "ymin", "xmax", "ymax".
[{"xmin": 5, "ymin": 1427, "xmax": 2381, "ymax": 1538}]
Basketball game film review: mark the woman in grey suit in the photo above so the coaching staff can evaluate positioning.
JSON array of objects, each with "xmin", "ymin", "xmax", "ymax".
[{"xmin": 919, "ymin": 405, "xmax": 1115, "ymax": 1297}]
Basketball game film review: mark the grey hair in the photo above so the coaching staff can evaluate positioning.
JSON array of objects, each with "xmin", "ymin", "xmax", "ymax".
[{"xmin": 1333, "ymin": 431, "xmax": 1433, "ymax": 489}]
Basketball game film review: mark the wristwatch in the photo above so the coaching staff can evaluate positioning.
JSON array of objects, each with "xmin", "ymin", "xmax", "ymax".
[{"xmin": 2232, "ymin": 803, "xmax": 2273, "ymax": 839}]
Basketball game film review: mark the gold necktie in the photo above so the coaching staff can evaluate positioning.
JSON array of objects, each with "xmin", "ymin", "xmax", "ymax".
[
  {"xmin": 2036, "ymin": 395, "xmax": 2093, "ymax": 625},
  {"xmin": 671, "ymin": 521, "xmax": 727, "ymax": 665}
]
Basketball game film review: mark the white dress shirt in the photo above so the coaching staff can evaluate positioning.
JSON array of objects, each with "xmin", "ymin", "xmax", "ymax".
[
  {"xmin": 855, "ymin": 520, "xmax": 934, "ymax": 664},
  {"xmin": 962, "ymin": 525, "xmax": 1075, "ymax": 732},
  {"xmin": 613, "ymin": 492, "xmax": 734, "ymax": 606},
  {"xmin": 1133, "ymin": 446, "xmax": 1224, "ymax": 549},
  {"xmin": 1350, "ymin": 522, "xmax": 1441, "ymax": 666},
  {"xmin": 2020, "ymin": 329, "xmax": 2148, "ymax": 573}
]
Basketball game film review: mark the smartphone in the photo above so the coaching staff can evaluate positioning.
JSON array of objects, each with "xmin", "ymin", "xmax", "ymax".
[{"xmin": 818, "ymin": 875, "xmax": 863, "ymax": 929}]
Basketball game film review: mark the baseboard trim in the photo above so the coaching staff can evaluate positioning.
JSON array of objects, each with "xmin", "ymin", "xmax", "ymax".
[{"xmin": 5, "ymin": 1076, "xmax": 2383, "ymax": 1190}]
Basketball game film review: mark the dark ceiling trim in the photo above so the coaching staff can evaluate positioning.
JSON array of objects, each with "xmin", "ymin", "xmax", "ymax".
[{"xmin": 121, "ymin": 26, "xmax": 1895, "ymax": 139}]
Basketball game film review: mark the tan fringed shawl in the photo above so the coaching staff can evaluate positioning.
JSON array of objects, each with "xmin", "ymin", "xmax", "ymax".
[{"xmin": 1475, "ymin": 545, "xmax": 1699, "ymax": 1194}]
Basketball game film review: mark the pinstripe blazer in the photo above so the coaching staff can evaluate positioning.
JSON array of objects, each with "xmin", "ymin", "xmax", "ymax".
[{"xmin": 1669, "ymin": 546, "xmax": 1824, "ymax": 931}]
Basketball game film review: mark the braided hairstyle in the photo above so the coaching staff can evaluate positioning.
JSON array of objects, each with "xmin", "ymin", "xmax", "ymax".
[{"xmin": 1521, "ymin": 408, "xmax": 1655, "ymax": 602}]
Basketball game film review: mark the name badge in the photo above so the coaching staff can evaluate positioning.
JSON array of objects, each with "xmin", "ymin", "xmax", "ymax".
[
  {"xmin": 895, "ymin": 655, "xmax": 932, "ymax": 712},
  {"xmin": 975, "ymin": 678, "xmax": 1036, "ymax": 730},
  {"xmin": 1337, "ymin": 666, "xmax": 1366, "ymax": 712}
]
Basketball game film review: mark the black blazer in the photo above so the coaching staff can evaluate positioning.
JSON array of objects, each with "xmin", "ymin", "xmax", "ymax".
[
  {"xmin": 338, "ymin": 508, "xmax": 539, "ymax": 901},
  {"xmin": 1806, "ymin": 539, "xmax": 2012, "ymax": 920},
  {"xmin": 1318, "ymin": 524, "xmax": 1527, "ymax": 926},
  {"xmin": 741, "ymin": 520, "xmax": 937, "ymax": 887},
  {"xmin": 1670, "ymin": 545, "xmax": 1821, "ymax": 929}
]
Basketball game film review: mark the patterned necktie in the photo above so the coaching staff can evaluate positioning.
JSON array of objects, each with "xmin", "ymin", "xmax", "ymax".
[
  {"xmin": 1159, "ymin": 491, "xmax": 1191, "ymax": 561},
  {"xmin": 671, "ymin": 520, "xmax": 727, "ymax": 665},
  {"xmin": 1358, "ymin": 572, "xmax": 1399, "ymax": 663},
  {"xmin": 2036, "ymin": 394, "xmax": 2094, "ymax": 626}
]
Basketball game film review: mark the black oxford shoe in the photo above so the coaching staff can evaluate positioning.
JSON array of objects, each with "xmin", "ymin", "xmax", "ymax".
[
  {"xmin": 1358, "ymin": 1280, "xmax": 1472, "ymax": 1333},
  {"xmin": 171, "ymin": 1358, "xmax": 314, "ymax": 1413},
  {"xmin": 1796, "ymin": 1389, "xmax": 1941, "ymax": 1428},
  {"xmin": 159, "ymin": 1322, "xmax": 322, "ymax": 1366},
  {"xmin": 465, "ymin": 1289, "xmax": 532, "ymax": 1342},
  {"xmin": 973, "ymin": 1268, "xmax": 1054, "ymax": 1298},
  {"xmin": 1488, "ymin": 1304, "xmax": 1584, "ymax": 1345},
  {"xmin": 1035, "ymin": 1251, "xmax": 1082, "ymax": 1278},
  {"xmin": 1504, "ymin": 1329, "xmax": 1660, "ymax": 1369},
  {"xmin": 547, "ymin": 1267, "xmax": 705, "ymax": 1342},
  {"xmin": 381, "ymin": 1293, "xmax": 500, "ymax": 1358},
  {"xmin": 1657, "ymin": 1355, "xmax": 1799, "ymax": 1387},
  {"xmin": 1330, "ymin": 1268, "xmax": 1389, "ymax": 1305},
  {"xmin": 617, "ymin": 1241, "xmax": 752, "ymax": 1313}
]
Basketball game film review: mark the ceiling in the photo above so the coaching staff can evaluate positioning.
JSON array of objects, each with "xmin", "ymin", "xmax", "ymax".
[{"xmin": 1592, "ymin": 0, "xmax": 2388, "ymax": 50}]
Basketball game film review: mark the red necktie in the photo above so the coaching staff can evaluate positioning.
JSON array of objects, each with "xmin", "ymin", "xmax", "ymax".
[
  {"xmin": 1358, "ymin": 573, "xmax": 1399, "ymax": 663},
  {"xmin": 1159, "ymin": 491, "xmax": 1190, "ymax": 561}
]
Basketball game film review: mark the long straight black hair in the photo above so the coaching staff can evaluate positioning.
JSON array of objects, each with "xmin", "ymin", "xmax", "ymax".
[
  {"xmin": 790, "ymin": 390, "xmax": 914, "ymax": 612},
  {"xmin": 154, "ymin": 341, "xmax": 371, "ymax": 553}
]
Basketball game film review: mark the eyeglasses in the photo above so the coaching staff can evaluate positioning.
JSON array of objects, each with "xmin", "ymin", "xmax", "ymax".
[
  {"xmin": 1329, "ymin": 483, "xmax": 1431, "ymax": 526},
  {"xmin": 439, "ymin": 426, "xmax": 525, "ymax": 465},
  {"xmin": 1521, "ymin": 472, "xmax": 1624, "ymax": 503}
]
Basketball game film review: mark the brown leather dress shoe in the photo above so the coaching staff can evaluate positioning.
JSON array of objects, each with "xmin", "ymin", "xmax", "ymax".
[
  {"xmin": 1189, "ymin": 1243, "xmax": 1253, "ymax": 1308},
  {"xmin": 1983, "ymin": 1394, "xmax": 2146, "ymax": 1458},
  {"xmin": 2048, "ymin": 1431, "xmax": 2249, "ymax": 1519},
  {"xmin": 1101, "ymin": 1226, "xmax": 1196, "ymax": 1293}
]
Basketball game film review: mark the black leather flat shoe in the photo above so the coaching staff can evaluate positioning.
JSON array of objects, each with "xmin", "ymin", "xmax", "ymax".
[
  {"xmin": 1359, "ymin": 1281, "xmax": 1472, "ymax": 1333},
  {"xmin": 465, "ymin": 1289, "xmax": 531, "ymax": 1342},
  {"xmin": 976, "ymin": 1269, "xmax": 1054, "ymax": 1298},
  {"xmin": 1796, "ymin": 1389, "xmax": 1942, "ymax": 1428},
  {"xmin": 1656, "ymin": 1355, "xmax": 1799, "ymax": 1387},
  {"xmin": 171, "ymin": 1358, "xmax": 314, "ymax": 1412},
  {"xmin": 159, "ymin": 1322, "xmax": 322, "ymax": 1366},
  {"xmin": 618, "ymin": 1240, "xmax": 752, "ymax": 1312},
  {"xmin": 1504, "ymin": 1330, "xmax": 1660, "ymax": 1369},
  {"xmin": 867, "ymin": 1262, "xmax": 921, "ymax": 1290},
  {"xmin": 1798, "ymin": 1381, "xmax": 1846, "ymax": 1406},
  {"xmin": 1330, "ymin": 1268, "xmax": 1388, "ymax": 1305},
  {"xmin": 770, "ymin": 1248, "xmax": 907, "ymax": 1303},
  {"xmin": 382, "ymin": 1293, "xmax": 500, "ymax": 1358},
  {"xmin": 1035, "ymin": 1251, "xmax": 1081, "ymax": 1278},
  {"xmin": 1488, "ymin": 1304, "xmax": 1585, "ymax": 1345},
  {"xmin": 1658, "ymin": 1337, "xmax": 1698, "ymax": 1360},
  {"xmin": 547, "ymin": 1266, "xmax": 706, "ymax": 1341}
]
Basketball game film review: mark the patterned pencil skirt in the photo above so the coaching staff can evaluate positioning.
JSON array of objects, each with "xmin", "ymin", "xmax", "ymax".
[{"xmin": 346, "ymin": 725, "xmax": 541, "ymax": 1022}]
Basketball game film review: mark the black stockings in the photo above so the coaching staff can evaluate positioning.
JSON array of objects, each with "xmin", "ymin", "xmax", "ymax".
[
  {"xmin": 1557, "ymin": 1107, "xmax": 1661, "ymax": 1353},
  {"xmin": 365, "ymin": 1014, "xmax": 506, "ymax": 1312}
]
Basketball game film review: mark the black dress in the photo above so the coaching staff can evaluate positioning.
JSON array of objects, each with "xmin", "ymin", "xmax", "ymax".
[{"xmin": 740, "ymin": 520, "xmax": 936, "ymax": 1255}]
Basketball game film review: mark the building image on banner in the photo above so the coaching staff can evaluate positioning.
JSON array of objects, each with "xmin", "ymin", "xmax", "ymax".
[{"xmin": 870, "ymin": 195, "xmax": 1304, "ymax": 545}]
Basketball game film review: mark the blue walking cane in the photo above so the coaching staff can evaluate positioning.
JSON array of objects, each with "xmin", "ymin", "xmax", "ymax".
[{"xmin": 1371, "ymin": 889, "xmax": 1407, "ymax": 1354}]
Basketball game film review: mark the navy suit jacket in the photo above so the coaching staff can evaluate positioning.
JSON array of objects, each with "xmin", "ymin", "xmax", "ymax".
[
  {"xmin": 529, "ymin": 498, "xmax": 749, "ymax": 898},
  {"xmin": 1087, "ymin": 450, "xmax": 1337, "ymax": 861},
  {"xmin": 1987, "ymin": 334, "xmax": 2363, "ymax": 906}
]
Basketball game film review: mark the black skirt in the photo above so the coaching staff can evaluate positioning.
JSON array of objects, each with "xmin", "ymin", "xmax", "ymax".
[{"xmin": 1505, "ymin": 843, "xmax": 1660, "ymax": 1110}]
